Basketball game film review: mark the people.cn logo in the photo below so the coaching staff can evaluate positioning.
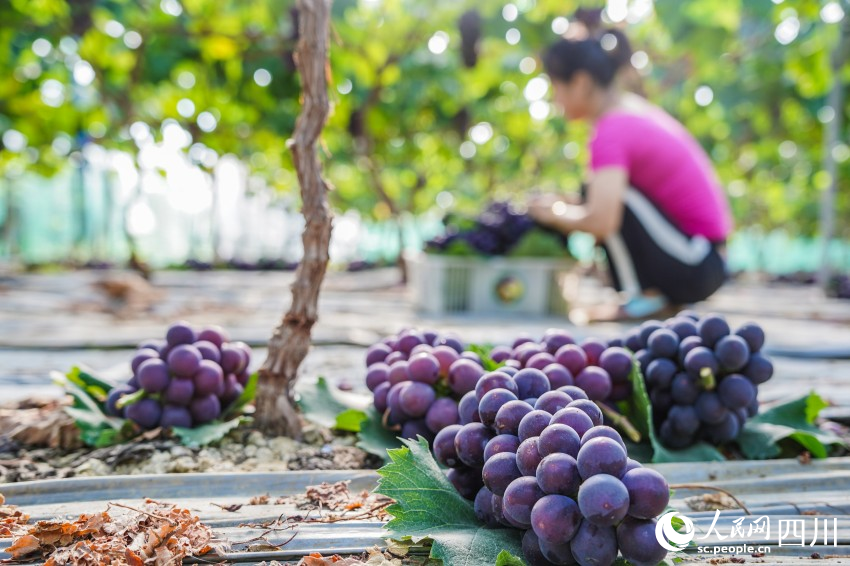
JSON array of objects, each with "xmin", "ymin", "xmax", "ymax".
[{"xmin": 655, "ymin": 511, "xmax": 696, "ymax": 551}]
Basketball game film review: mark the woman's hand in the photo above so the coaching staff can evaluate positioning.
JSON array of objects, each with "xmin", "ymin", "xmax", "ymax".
[{"xmin": 527, "ymin": 195, "xmax": 572, "ymax": 234}]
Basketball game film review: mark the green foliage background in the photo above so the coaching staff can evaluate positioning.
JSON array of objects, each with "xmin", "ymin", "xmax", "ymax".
[{"xmin": 0, "ymin": 0, "xmax": 847, "ymax": 235}]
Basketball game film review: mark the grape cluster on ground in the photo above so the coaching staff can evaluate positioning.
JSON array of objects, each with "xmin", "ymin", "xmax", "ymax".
[
  {"xmin": 623, "ymin": 312, "xmax": 773, "ymax": 449},
  {"xmin": 105, "ymin": 322, "xmax": 252, "ymax": 430}
]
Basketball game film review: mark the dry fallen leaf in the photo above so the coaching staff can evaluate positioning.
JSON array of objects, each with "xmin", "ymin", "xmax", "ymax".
[
  {"xmin": 685, "ymin": 492, "xmax": 740, "ymax": 512},
  {"xmin": 249, "ymin": 494, "xmax": 271, "ymax": 505}
]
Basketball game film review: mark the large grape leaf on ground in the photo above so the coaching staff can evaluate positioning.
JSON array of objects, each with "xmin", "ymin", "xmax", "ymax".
[
  {"xmin": 376, "ymin": 437, "xmax": 523, "ymax": 566},
  {"xmin": 737, "ymin": 392, "xmax": 846, "ymax": 459}
]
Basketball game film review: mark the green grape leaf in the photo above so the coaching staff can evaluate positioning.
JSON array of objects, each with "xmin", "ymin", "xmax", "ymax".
[
  {"xmin": 222, "ymin": 371, "xmax": 259, "ymax": 420},
  {"xmin": 467, "ymin": 343, "xmax": 503, "ymax": 372},
  {"xmin": 495, "ymin": 550, "xmax": 527, "ymax": 566},
  {"xmin": 171, "ymin": 416, "xmax": 252, "ymax": 448},
  {"xmin": 356, "ymin": 406, "xmax": 402, "ymax": 462},
  {"xmin": 737, "ymin": 392, "xmax": 845, "ymax": 459},
  {"xmin": 336, "ymin": 408, "xmax": 369, "ymax": 433},
  {"xmin": 376, "ymin": 437, "xmax": 523, "ymax": 565}
]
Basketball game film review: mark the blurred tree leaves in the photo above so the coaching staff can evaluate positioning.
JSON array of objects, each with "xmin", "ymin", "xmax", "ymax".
[{"xmin": 0, "ymin": 0, "xmax": 847, "ymax": 236}]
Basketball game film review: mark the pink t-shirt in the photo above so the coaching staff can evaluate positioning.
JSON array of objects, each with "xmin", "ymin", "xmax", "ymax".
[{"xmin": 590, "ymin": 110, "xmax": 732, "ymax": 241}]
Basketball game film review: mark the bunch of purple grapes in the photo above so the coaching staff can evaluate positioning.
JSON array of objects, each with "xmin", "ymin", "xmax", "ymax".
[
  {"xmin": 426, "ymin": 201, "xmax": 540, "ymax": 256},
  {"xmin": 105, "ymin": 322, "xmax": 253, "ymax": 430},
  {"xmin": 626, "ymin": 312, "xmax": 773, "ymax": 449},
  {"xmin": 432, "ymin": 373, "xmax": 669, "ymax": 566},
  {"xmin": 366, "ymin": 329, "xmax": 482, "ymax": 442}
]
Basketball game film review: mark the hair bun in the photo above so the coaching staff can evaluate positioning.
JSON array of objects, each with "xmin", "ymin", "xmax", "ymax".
[{"xmin": 594, "ymin": 28, "xmax": 632, "ymax": 70}]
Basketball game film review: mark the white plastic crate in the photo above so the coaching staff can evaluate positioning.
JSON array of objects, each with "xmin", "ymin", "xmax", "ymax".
[{"xmin": 408, "ymin": 253, "xmax": 573, "ymax": 316}]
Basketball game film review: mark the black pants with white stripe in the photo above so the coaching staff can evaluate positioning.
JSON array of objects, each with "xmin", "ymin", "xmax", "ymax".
[{"xmin": 601, "ymin": 188, "xmax": 727, "ymax": 305}]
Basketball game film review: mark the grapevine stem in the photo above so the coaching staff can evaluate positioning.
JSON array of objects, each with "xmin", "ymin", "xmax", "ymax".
[
  {"xmin": 595, "ymin": 402, "xmax": 641, "ymax": 443},
  {"xmin": 699, "ymin": 367, "xmax": 716, "ymax": 391},
  {"xmin": 115, "ymin": 388, "xmax": 146, "ymax": 409},
  {"xmin": 669, "ymin": 484, "xmax": 751, "ymax": 515}
]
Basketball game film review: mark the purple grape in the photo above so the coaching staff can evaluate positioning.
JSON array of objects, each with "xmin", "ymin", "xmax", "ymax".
[
  {"xmin": 422, "ymin": 330, "xmax": 439, "ymax": 345},
  {"xmin": 717, "ymin": 374, "xmax": 756, "ymax": 409},
  {"xmin": 609, "ymin": 381, "xmax": 632, "ymax": 401},
  {"xmin": 484, "ymin": 434, "xmax": 521, "ymax": 460},
  {"xmin": 576, "ymin": 437, "xmax": 627, "ymax": 480},
  {"xmin": 707, "ymin": 410, "xmax": 740, "ymax": 444},
  {"xmin": 197, "ymin": 325, "xmax": 228, "ymax": 348},
  {"xmin": 667, "ymin": 404, "xmax": 700, "ymax": 436},
  {"xmin": 167, "ymin": 344, "xmax": 203, "ymax": 378},
  {"xmin": 131, "ymin": 348, "xmax": 160, "ymax": 374},
  {"xmin": 220, "ymin": 343, "xmax": 247, "ymax": 374},
  {"xmin": 401, "ymin": 418, "xmax": 433, "ymax": 441},
  {"xmin": 475, "ymin": 371, "xmax": 519, "ymax": 398},
  {"xmin": 479, "ymin": 388, "xmax": 520, "ymax": 427},
  {"xmin": 381, "ymin": 335, "xmax": 398, "ymax": 349},
  {"xmin": 580, "ymin": 425, "xmax": 625, "ymax": 450},
  {"xmin": 503, "ymin": 476, "xmax": 544, "ymax": 528},
  {"xmin": 695, "ymin": 391, "xmax": 728, "ymax": 424},
  {"xmin": 366, "ymin": 363, "xmax": 390, "ymax": 391},
  {"xmin": 527, "ymin": 352, "xmax": 557, "ymax": 371},
  {"xmin": 598, "ymin": 347, "xmax": 633, "ymax": 383},
  {"xmin": 647, "ymin": 328, "xmax": 679, "ymax": 359},
  {"xmin": 482, "ymin": 451, "xmax": 523, "ymax": 496},
  {"xmin": 519, "ymin": 411, "xmax": 552, "ymax": 442},
  {"xmin": 678, "ymin": 335, "xmax": 704, "ymax": 365},
  {"xmin": 522, "ymin": 530, "xmax": 558, "ymax": 566},
  {"xmin": 635, "ymin": 348, "xmax": 653, "ymax": 375},
  {"xmin": 557, "ymin": 385, "xmax": 589, "ymax": 401},
  {"xmin": 425, "ymin": 397, "xmax": 459, "ymax": 433},
  {"xmin": 571, "ymin": 521, "xmax": 617, "ymax": 566},
  {"xmin": 128, "ymin": 375, "xmax": 139, "ymax": 390},
  {"xmin": 495, "ymin": 400, "xmax": 534, "ymax": 435},
  {"xmin": 684, "ymin": 346, "xmax": 719, "ymax": 379},
  {"xmin": 501, "ymin": 365, "xmax": 519, "ymax": 376},
  {"xmin": 190, "ymin": 394, "xmax": 221, "ymax": 424},
  {"xmin": 531, "ymin": 494, "xmax": 581, "ymax": 545},
  {"xmin": 105, "ymin": 386, "xmax": 135, "ymax": 417},
  {"xmin": 163, "ymin": 377, "xmax": 194, "ymax": 406},
  {"xmin": 458, "ymin": 391, "xmax": 481, "ymax": 424},
  {"xmin": 555, "ymin": 345, "xmax": 588, "ymax": 376},
  {"xmin": 535, "ymin": 391, "xmax": 574, "ymax": 415},
  {"xmin": 489, "ymin": 345, "xmax": 513, "ymax": 363},
  {"xmin": 621, "ymin": 467, "xmax": 670, "ymax": 519},
  {"xmin": 373, "ymin": 381, "xmax": 391, "ymax": 413},
  {"xmin": 397, "ymin": 330, "xmax": 424, "ymax": 354},
  {"xmin": 166, "ymin": 321, "xmax": 195, "ymax": 346},
  {"xmin": 385, "ymin": 351, "xmax": 406, "ymax": 365},
  {"xmin": 579, "ymin": 338, "xmax": 607, "ymax": 366},
  {"xmin": 514, "ymin": 342, "xmax": 545, "ymax": 366},
  {"xmin": 126, "ymin": 398, "xmax": 162, "ymax": 429},
  {"xmin": 388, "ymin": 361, "xmax": 410, "ymax": 386},
  {"xmin": 159, "ymin": 405, "xmax": 193, "ymax": 428},
  {"xmin": 550, "ymin": 408, "xmax": 594, "ymax": 438},
  {"xmin": 538, "ymin": 424, "xmax": 581, "ymax": 457},
  {"xmin": 536, "ymin": 453, "xmax": 581, "ymax": 496},
  {"xmin": 649, "ymin": 388, "xmax": 673, "ymax": 415},
  {"xmin": 193, "ymin": 359, "xmax": 225, "ymax": 396},
  {"xmin": 410, "ymin": 344, "xmax": 432, "ymax": 356},
  {"xmin": 407, "ymin": 353, "xmax": 440, "ymax": 385},
  {"xmin": 514, "ymin": 368, "xmax": 551, "ymax": 398},
  {"xmin": 543, "ymin": 329, "xmax": 575, "ymax": 355},
  {"xmin": 697, "ymin": 314, "xmax": 731, "ymax": 348},
  {"xmin": 386, "ymin": 382, "xmax": 410, "ymax": 424},
  {"xmin": 448, "ymin": 359, "xmax": 485, "ymax": 395},
  {"xmin": 516, "ymin": 436, "xmax": 544, "ymax": 476},
  {"xmin": 137, "ymin": 338, "xmax": 165, "ymax": 352},
  {"xmin": 512, "ymin": 334, "xmax": 535, "ymax": 348},
  {"xmin": 624, "ymin": 329, "xmax": 643, "ymax": 352},
  {"xmin": 504, "ymin": 359, "xmax": 522, "ymax": 369},
  {"xmin": 638, "ymin": 320, "xmax": 665, "ymax": 346},
  {"xmin": 743, "ymin": 353, "xmax": 773, "ymax": 384},
  {"xmin": 542, "ymin": 364, "xmax": 574, "ymax": 389},
  {"xmin": 454, "ymin": 422, "xmax": 493, "ymax": 468},
  {"xmin": 567, "ymin": 399, "xmax": 603, "ymax": 426},
  {"xmin": 677, "ymin": 309, "xmax": 700, "ymax": 321},
  {"xmin": 399, "ymin": 382, "xmax": 436, "ymax": 418},
  {"xmin": 735, "ymin": 322, "xmax": 765, "ymax": 353},
  {"xmin": 671, "ymin": 373, "xmax": 700, "ymax": 405},
  {"xmin": 365, "ymin": 343, "xmax": 393, "ymax": 366},
  {"xmin": 434, "ymin": 335, "xmax": 464, "ymax": 353},
  {"xmin": 539, "ymin": 539, "xmax": 575, "ymax": 566},
  {"xmin": 433, "ymin": 424, "xmax": 462, "ymax": 467},
  {"xmin": 577, "ymin": 473, "xmax": 629, "ymax": 526},
  {"xmin": 617, "ymin": 517, "xmax": 669, "ymax": 566},
  {"xmin": 715, "ymin": 335, "xmax": 751, "ymax": 373},
  {"xmin": 460, "ymin": 351, "xmax": 482, "ymax": 364},
  {"xmin": 193, "ymin": 340, "xmax": 221, "ymax": 363},
  {"xmin": 574, "ymin": 367, "xmax": 612, "ymax": 401},
  {"xmin": 666, "ymin": 317, "xmax": 699, "ymax": 340},
  {"xmin": 624, "ymin": 458, "xmax": 642, "ymax": 475},
  {"xmin": 432, "ymin": 345, "xmax": 460, "ymax": 376},
  {"xmin": 645, "ymin": 358, "xmax": 677, "ymax": 390},
  {"xmin": 474, "ymin": 487, "xmax": 500, "ymax": 527},
  {"xmin": 447, "ymin": 466, "xmax": 483, "ymax": 500},
  {"xmin": 138, "ymin": 359, "xmax": 170, "ymax": 393}
]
